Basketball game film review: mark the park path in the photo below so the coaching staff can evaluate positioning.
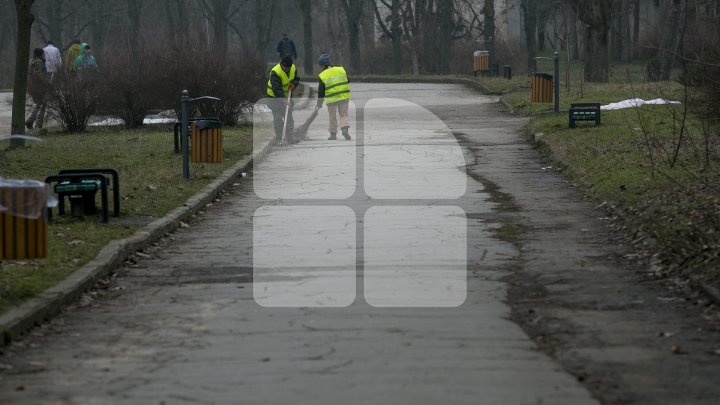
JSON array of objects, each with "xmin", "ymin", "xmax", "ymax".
[{"xmin": 0, "ymin": 83, "xmax": 598, "ymax": 404}]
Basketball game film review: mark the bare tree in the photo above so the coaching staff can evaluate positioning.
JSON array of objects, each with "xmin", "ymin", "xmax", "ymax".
[
  {"xmin": 341, "ymin": 0, "xmax": 363, "ymax": 73},
  {"xmin": 647, "ymin": 0, "xmax": 685, "ymax": 81},
  {"xmin": 373, "ymin": 0, "xmax": 403, "ymax": 74},
  {"xmin": 520, "ymin": 0, "xmax": 538, "ymax": 73},
  {"xmin": 576, "ymin": 0, "xmax": 612, "ymax": 82},
  {"xmin": 483, "ymin": 0, "xmax": 496, "ymax": 72},
  {"xmin": 10, "ymin": 0, "xmax": 35, "ymax": 148},
  {"xmin": 127, "ymin": 0, "xmax": 143, "ymax": 55},
  {"xmin": 297, "ymin": 0, "xmax": 313, "ymax": 73},
  {"xmin": 253, "ymin": 0, "xmax": 276, "ymax": 55}
]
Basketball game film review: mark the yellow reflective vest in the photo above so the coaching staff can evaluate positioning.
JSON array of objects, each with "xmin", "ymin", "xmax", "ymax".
[
  {"xmin": 319, "ymin": 66, "xmax": 350, "ymax": 104},
  {"xmin": 266, "ymin": 63, "xmax": 297, "ymax": 97}
]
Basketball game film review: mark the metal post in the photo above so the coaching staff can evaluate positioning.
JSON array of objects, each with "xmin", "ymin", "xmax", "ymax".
[
  {"xmin": 554, "ymin": 52, "xmax": 560, "ymax": 113},
  {"xmin": 181, "ymin": 90, "xmax": 190, "ymax": 179}
]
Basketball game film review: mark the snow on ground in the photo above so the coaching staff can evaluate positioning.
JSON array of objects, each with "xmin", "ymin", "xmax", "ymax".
[{"xmin": 601, "ymin": 98, "xmax": 681, "ymax": 110}]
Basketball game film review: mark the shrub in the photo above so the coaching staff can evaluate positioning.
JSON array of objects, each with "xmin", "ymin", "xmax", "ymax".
[
  {"xmin": 44, "ymin": 70, "xmax": 101, "ymax": 133},
  {"xmin": 153, "ymin": 43, "xmax": 266, "ymax": 126},
  {"xmin": 98, "ymin": 46, "xmax": 160, "ymax": 129}
]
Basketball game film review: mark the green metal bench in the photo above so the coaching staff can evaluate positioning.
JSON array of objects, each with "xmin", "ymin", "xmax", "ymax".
[
  {"xmin": 45, "ymin": 169, "xmax": 119, "ymax": 223},
  {"xmin": 569, "ymin": 102, "xmax": 601, "ymax": 128}
]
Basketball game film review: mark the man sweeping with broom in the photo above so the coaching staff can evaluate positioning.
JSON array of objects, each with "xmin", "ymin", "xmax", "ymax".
[
  {"xmin": 267, "ymin": 56, "xmax": 300, "ymax": 145},
  {"xmin": 316, "ymin": 54, "xmax": 351, "ymax": 141}
]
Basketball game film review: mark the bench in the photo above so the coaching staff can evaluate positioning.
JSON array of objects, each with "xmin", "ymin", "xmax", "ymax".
[
  {"xmin": 45, "ymin": 169, "xmax": 120, "ymax": 223},
  {"xmin": 569, "ymin": 102, "xmax": 601, "ymax": 128}
]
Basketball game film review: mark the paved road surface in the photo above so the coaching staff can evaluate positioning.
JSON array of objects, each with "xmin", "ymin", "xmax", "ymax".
[{"xmin": 0, "ymin": 83, "xmax": 604, "ymax": 404}]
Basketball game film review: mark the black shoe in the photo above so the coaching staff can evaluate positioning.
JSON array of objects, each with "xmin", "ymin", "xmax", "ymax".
[
  {"xmin": 341, "ymin": 127, "xmax": 351, "ymax": 140},
  {"xmin": 25, "ymin": 120, "xmax": 33, "ymax": 130},
  {"xmin": 288, "ymin": 136, "xmax": 300, "ymax": 145},
  {"xmin": 328, "ymin": 132, "xmax": 337, "ymax": 140}
]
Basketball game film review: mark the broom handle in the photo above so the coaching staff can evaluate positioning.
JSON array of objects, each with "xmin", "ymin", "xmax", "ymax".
[{"xmin": 281, "ymin": 89, "xmax": 292, "ymax": 144}]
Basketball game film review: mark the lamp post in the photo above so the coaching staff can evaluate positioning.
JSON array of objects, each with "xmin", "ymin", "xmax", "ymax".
[{"xmin": 554, "ymin": 52, "xmax": 560, "ymax": 114}]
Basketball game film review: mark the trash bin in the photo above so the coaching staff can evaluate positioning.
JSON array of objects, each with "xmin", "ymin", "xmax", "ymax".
[
  {"xmin": 0, "ymin": 179, "xmax": 57, "ymax": 260},
  {"xmin": 473, "ymin": 51, "xmax": 489, "ymax": 73},
  {"xmin": 191, "ymin": 119, "xmax": 224, "ymax": 163},
  {"xmin": 531, "ymin": 73, "xmax": 553, "ymax": 103},
  {"xmin": 503, "ymin": 65, "xmax": 512, "ymax": 80}
]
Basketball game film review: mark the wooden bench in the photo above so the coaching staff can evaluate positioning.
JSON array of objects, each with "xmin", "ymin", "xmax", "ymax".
[{"xmin": 569, "ymin": 102, "xmax": 601, "ymax": 128}]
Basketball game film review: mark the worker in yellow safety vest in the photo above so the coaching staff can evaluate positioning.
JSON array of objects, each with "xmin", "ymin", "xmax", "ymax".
[
  {"xmin": 316, "ymin": 54, "xmax": 351, "ymax": 140},
  {"xmin": 267, "ymin": 56, "xmax": 300, "ymax": 145}
]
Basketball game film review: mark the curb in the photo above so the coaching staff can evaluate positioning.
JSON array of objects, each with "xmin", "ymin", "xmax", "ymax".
[
  {"xmin": 0, "ymin": 84, "xmax": 314, "ymax": 344},
  {"xmin": 1, "ymin": 137, "xmax": 274, "ymax": 345}
]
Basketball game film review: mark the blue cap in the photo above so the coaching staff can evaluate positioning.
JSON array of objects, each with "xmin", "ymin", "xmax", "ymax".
[{"xmin": 318, "ymin": 54, "xmax": 331, "ymax": 66}]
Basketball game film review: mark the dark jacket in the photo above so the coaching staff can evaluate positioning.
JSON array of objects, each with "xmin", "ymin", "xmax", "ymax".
[
  {"xmin": 28, "ymin": 56, "xmax": 49, "ymax": 101},
  {"xmin": 269, "ymin": 66, "xmax": 300, "ymax": 99},
  {"xmin": 276, "ymin": 38, "xmax": 297, "ymax": 59}
]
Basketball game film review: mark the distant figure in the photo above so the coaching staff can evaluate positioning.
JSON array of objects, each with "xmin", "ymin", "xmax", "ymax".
[
  {"xmin": 75, "ymin": 43, "xmax": 97, "ymax": 71},
  {"xmin": 65, "ymin": 38, "xmax": 81, "ymax": 71},
  {"xmin": 43, "ymin": 41, "xmax": 62, "ymax": 79},
  {"xmin": 25, "ymin": 48, "xmax": 49, "ymax": 130},
  {"xmin": 276, "ymin": 33, "xmax": 297, "ymax": 61}
]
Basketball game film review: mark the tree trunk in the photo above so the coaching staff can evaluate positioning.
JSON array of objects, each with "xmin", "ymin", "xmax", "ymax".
[
  {"xmin": 521, "ymin": 0, "xmax": 538, "ymax": 73},
  {"xmin": 345, "ymin": 0, "xmax": 362, "ymax": 73},
  {"xmin": 566, "ymin": 0, "xmax": 580, "ymax": 60},
  {"xmin": 297, "ymin": 0, "xmax": 313, "ymax": 74},
  {"xmin": 437, "ymin": 0, "xmax": 453, "ymax": 74},
  {"xmin": 10, "ymin": 0, "xmax": 35, "ymax": 148},
  {"xmin": 391, "ymin": 0, "xmax": 402, "ymax": 74},
  {"xmin": 210, "ymin": 0, "xmax": 229, "ymax": 57},
  {"xmin": 128, "ymin": 0, "xmax": 143, "ymax": 55},
  {"xmin": 581, "ymin": 0, "xmax": 612, "ymax": 82},
  {"xmin": 632, "ymin": 0, "xmax": 640, "ymax": 58},
  {"xmin": 483, "ymin": 0, "xmax": 496, "ymax": 71},
  {"xmin": 254, "ymin": 0, "xmax": 275, "ymax": 55},
  {"xmin": 647, "ymin": 0, "xmax": 683, "ymax": 81}
]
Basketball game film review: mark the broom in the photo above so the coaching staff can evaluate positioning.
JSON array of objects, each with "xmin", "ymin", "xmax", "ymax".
[{"xmin": 294, "ymin": 105, "xmax": 320, "ymax": 141}]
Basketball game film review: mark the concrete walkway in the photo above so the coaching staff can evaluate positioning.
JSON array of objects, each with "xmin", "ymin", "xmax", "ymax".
[{"xmin": 0, "ymin": 84, "xmax": 597, "ymax": 404}]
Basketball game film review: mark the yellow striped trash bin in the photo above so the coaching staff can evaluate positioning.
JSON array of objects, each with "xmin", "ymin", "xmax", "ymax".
[
  {"xmin": 191, "ymin": 120, "xmax": 224, "ymax": 163},
  {"xmin": 530, "ymin": 73, "xmax": 554, "ymax": 103},
  {"xmin": 0, "ymin": 180, "xmax": 53, "ymax": 260}
]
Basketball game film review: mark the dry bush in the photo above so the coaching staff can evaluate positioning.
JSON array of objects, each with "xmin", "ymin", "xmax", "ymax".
[
  {"xmin": 98, "ymin": 46, "xmax": 161, "ymax": 129},
  {"xmin": 152, "ymin": 43, "xmax": 266, "ymax": 126},
  {"xmin": 44, "ymin": 70, "xmax": 102, "ymax": 133}
]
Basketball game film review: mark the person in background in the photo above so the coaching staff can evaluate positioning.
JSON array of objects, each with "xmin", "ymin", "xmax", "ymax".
[
  {"xmin": 43, "ymin": 40, "xmax": 62, "ymax": 80},
  {"xmin": 65, "ymin": 38, "xmax": 81, "ymax": 71},
  {"xmin": 276, "ymin": 33, "xmax": 297, "ymax": 61},
  {"xmin": 316, "ymin": 53, "xmax": 351, "ymax": 140},
  {"xmin": 75, "ymin": 43, "xmax": 97, "ymax": 71},
  {"xmin": 266, "ymin": 56, "xmax": 300, "ymax": 145},
  {"xmin": 25, "ymin": 48, "xmax": 49, "ymax": 130}
]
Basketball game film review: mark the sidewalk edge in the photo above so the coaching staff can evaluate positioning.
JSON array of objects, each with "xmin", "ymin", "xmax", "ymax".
[{"xmin": 1, "ymin": 138, "xmax": 273, "ymax": 345}]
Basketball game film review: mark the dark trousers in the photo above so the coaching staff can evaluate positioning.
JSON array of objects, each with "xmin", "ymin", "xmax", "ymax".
[{"xmin": 268, "ymin": 97, "xmax": 294, "ymax": 142}]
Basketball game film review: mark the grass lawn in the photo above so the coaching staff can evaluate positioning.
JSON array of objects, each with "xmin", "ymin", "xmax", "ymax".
[
  {"xmin": 474, "ymin": 55, "xmax": 720, "ymax": 286},
  {"xmin": 0, "ymin": 124, "xmax": 254, "ymax": 314}
]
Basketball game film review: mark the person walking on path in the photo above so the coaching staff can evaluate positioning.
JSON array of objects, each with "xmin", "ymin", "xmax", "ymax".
[
  {"xmin": 75, "ymin": 43, "xmax": 97, "ymax": 71},
  {"xmin": 65, "ymin": 39, "xmax": 81, "ymax": 71},
  {"xmin": 43, "ymin": 41, "xmax": 62, "ymax": 80},
  {"xmin": 276, "ymin": 33, "xmax": 297, "ymax": 61},
  {"xmin": 25, "ymin": 48, "xmax": 49, "ymax": 130},
  {"xmin": 316, "ymin": 54, "xmax": 351, "ymax": 140},
  {"xmin": 266, "ymin": 56, "xmax": 300, "ymax": 145}
]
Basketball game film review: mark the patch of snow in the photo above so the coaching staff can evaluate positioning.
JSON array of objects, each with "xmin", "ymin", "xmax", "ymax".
[{"xmin": 601, "ymin": 98, "xmax": 681, "ymax": 111}]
